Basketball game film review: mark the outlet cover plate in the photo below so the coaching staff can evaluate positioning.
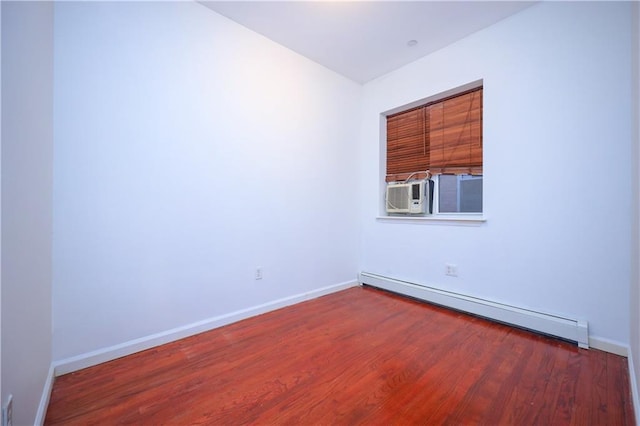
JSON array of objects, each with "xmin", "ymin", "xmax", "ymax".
[{"xmin": 445, "ymin": 263, "xmax": 458, "ymax": 277}]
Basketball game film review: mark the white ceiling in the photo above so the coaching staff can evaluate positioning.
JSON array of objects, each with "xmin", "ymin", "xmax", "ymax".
[{"xmin": 199, "ymin": 1, "xmax": 536, "ymax": 84}]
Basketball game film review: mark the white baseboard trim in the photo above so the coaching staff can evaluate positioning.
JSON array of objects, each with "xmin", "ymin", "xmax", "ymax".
[
  {"xmin": 53, "ymin": 280, "xmax": 358, "ymax": 376},
  {"xmin": 589, "ymin": 336, "xmax": 629, "ymax": 357},
  {"xmin": 627, "ymin": 350, "xmax": 640, "ymax": 426},
  {"xmin": 35, "ymin": 363, "xmax": 55, "ymax": 425},
  {"xmin": 360, "ymin": 272, "xmax": 589, "ymax": 349}
]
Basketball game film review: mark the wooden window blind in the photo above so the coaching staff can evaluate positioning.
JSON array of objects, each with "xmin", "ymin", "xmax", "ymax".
[{"xmin": 386, "ymin": 87, "xmax": 482, "ymax": 182}]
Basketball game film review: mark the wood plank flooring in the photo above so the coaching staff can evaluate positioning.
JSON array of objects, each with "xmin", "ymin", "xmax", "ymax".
[{"xmin": 45, "ymin": 286, "xmax": 635, "ymax": 425}]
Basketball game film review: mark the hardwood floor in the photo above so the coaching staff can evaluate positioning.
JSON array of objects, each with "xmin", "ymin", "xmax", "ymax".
[{"xmin": 45, "ymin": 286, "xmax": 635, "ymax": 425}]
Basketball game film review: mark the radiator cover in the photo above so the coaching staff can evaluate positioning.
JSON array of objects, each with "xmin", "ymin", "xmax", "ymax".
[{"xmin": 359, "ymin": 272, "xmax": 589, "ymax": 349}]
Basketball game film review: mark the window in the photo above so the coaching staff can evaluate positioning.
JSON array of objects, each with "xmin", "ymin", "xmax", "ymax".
[
  {"xmin": 385, "ymin": 85, "xmax": 483, "ymax": 214},
  {"xmin": 438, "ymin": 174, "xmax": 482, "ymax": 213}
]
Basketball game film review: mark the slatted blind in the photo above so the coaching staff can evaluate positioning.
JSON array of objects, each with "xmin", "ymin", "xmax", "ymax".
[{"xmin": 386, "ymin": 87, "xmax": 482, "ymax": 182}]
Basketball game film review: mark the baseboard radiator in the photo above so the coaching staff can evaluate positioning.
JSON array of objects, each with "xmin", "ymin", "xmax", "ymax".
[{"xmin": 359, "ymin": 272, "xmax": 589, "ymax": 349}]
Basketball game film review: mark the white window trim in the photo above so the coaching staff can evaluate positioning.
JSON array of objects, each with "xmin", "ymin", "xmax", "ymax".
[{"xmin": 376, "ymin": 215, "xmax": 486, "ymax": 225}]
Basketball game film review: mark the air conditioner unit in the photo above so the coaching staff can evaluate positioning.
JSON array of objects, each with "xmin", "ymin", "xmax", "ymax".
[{"xmin": 386, "ymin": 180, "xmax": 433, "ymax": 214}]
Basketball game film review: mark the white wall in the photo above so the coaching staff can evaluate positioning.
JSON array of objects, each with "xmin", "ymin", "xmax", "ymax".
[
  {"xmin": 630, "ymin": 0, "xmax": 640, "ymax": 415},
  {"xmin": 359, "ymin": 2, "xmax": 633, "ymax": 345},
  {"xmin": 53, "ymin": 2, "xmax": 362, "ymax": 361},
  {"xmin": 1, "ymin": 2, "xmax": 54, "ymax": 424},
  {"xmin": 1, "ymin": 0, "xmax": 3, "ymax": 406}
]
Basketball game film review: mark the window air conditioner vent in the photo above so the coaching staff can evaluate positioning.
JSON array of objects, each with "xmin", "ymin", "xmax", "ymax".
[{"xmin": 386, "ymin": 180, "xmax": 433, "ymax": 214}]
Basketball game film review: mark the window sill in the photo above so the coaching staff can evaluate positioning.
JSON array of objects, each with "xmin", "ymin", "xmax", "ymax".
[{"xmin": 376, "ymin": 215, "xmax": 486, "ymax": 226}]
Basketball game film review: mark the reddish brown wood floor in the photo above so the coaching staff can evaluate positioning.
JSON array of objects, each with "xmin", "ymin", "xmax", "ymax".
[{"xmin": 45, "ymin": 286, "xmax": 635, "ymax": 425}]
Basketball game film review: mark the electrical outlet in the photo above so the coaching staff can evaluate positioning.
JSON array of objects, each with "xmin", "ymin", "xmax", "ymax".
[
  {"xmin": 2, "ymin": 394, "xmax": 13, "ymax": 426},
  {"xmin": 255, "ymin": 267, "xmax": 263, "ymax": 280},
  {"xmin": 445, "ymin": 263, "xmax": 458, "ymax": 277}
]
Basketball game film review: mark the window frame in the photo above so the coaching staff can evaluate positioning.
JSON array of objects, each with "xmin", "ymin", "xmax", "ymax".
[{"xmin": 380, "ymin": 80, "xmax": 485, "ymax": 221}]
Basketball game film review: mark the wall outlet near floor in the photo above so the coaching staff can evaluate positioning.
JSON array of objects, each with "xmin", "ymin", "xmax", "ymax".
[
  {"xmin": 445, "ymin": 263, "xmax": 458, "ymax": 277},
  {"xmin": 2, "ymin": 394, "xmax": 13, "ymax": 426},
  {"xmin": 255, "ymin": 267, "xmax": 263, "ymax": 280}
]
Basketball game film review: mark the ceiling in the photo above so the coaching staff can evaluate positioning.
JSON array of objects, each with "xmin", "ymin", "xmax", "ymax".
[{"xmin": 199, "ymin": 1, "xmax": 536, "ymax": 84}]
